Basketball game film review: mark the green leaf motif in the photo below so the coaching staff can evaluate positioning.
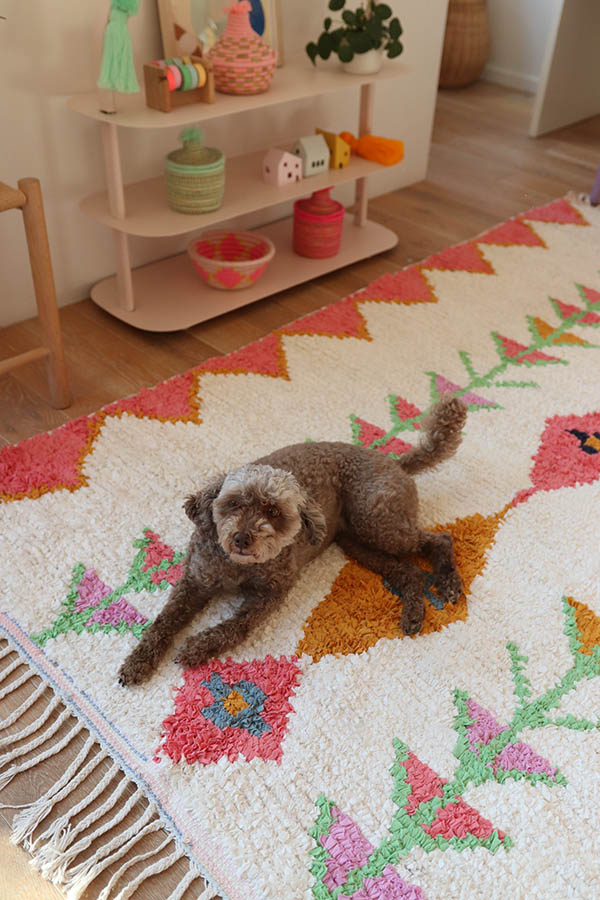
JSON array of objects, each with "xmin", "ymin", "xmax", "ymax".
[{"xmin": 328, "ymin": 0, "xmax": 345, "ymax": 10}]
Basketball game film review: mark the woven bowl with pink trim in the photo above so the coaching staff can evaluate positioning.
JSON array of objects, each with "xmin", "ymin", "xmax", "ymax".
[{"xmin": 187, "ymin": 230, "xmax": 275, "ymax": 291}]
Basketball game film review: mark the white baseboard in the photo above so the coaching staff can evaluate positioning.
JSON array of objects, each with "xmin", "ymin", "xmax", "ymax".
[{"xmin": 481, "ymin": 63, "xmax": 538, "ymax": 94}]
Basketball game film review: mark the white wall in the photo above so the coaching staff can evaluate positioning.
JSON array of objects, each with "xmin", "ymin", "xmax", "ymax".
[
  {"xmin": 0, "ymin": 0, "xmax": 448, "ymax": 328},
  {"xmin": 483, "ymin": 0, "xmax": 562, "ymax": 92}
]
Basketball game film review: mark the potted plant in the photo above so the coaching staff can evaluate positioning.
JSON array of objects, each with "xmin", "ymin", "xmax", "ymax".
[{"xmin": 306, "ymin": 0, "xmax": 404, "ymax": 75}]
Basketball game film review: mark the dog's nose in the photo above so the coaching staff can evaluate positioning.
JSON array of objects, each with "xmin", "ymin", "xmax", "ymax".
[{"xmin": 232, "ymin": 532, "xmax": 251, "ymax": 551}]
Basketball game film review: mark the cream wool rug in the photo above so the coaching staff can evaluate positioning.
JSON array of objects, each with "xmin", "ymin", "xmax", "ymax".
[{"xmin": 2, "ymin": 195, "xmax": 600, "ymax": 900}]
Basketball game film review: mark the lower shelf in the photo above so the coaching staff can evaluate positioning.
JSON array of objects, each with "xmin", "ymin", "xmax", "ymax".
[{"xmin": 90, "ymin": 216, "xmax": 399, "ymax": 332}]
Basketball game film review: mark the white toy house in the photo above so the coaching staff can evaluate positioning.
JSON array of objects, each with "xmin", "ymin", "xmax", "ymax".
[
  {"xmin": 262, "ymin": 149, "xmax": 303, "ymax": 186},
  {"xmin": 291, "ymin": 135, "xmax": 331, "ymax": 177}
]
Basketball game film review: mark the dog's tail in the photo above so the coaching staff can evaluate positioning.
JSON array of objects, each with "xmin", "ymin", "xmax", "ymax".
[{"xmin": 397, "ymin": 396, "xmax": 467, "ymax": 475}]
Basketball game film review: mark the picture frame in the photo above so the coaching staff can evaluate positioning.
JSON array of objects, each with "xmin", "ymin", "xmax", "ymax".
[{"xmin": 157, "ymin": 0, "xmax": 284, "ymax": 65}]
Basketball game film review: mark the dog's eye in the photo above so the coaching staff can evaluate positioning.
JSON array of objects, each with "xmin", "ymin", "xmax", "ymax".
[
  {"xmin": 266, "ymin": 504, "xmax": 280, "ymax": 517},
  {"xmin": 228, "ymin": 500, "xmax": 239, "ymax": 510}
]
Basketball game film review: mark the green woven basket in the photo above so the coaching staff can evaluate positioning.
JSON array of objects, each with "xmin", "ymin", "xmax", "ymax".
[{"xmin": 165, "ymin": 127, "xmax": 225, "ymax": 215}]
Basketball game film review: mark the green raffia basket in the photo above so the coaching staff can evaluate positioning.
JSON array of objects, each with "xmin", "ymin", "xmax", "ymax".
[{"xmin": 164, "ymin": 127, "xmax": 225, "ymax": 215}]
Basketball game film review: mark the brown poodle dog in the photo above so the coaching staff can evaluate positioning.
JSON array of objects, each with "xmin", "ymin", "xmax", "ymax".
[{"xmin": 118, "ymin": 396, "xmax": 467, "ymax": 686}]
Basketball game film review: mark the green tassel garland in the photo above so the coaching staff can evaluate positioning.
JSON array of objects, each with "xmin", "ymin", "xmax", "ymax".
[{"xmin": 97, "ymin": 0, "xmax": 142, "ymax": 94}]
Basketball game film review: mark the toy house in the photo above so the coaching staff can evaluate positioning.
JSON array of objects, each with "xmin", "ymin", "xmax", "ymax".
[
  {"xmin": 316, "ymin": 129, "xmax": 351, "ymax": 169},
  {"xmin": 262, "ymin": 149, "xmax": 303, "ymax": 186},
  {"xmin": 291, "ymin": 135, "xmax": 331, "ymax": 177}
]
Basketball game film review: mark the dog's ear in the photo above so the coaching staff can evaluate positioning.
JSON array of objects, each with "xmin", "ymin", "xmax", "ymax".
[
  {"xmin": 184, "ymin": 475, "xmax": 224, "ymax": 532},
  {"xmin": 299, "ymin": 493, "xmax": 327, "ymax": 546}
]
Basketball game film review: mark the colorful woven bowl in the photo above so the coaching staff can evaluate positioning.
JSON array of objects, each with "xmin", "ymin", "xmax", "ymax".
[{"xmin": 187, "ymin": 230, "xmax": 275, "ymax": 291}]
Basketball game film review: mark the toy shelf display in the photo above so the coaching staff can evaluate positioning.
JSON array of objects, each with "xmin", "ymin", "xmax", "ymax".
[{"xmin": 68, "ymin": 58, "xmax": 407, "ymax": 332}]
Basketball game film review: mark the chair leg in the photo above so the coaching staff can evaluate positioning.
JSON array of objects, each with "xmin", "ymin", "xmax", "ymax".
[
  {"xmin": 18, "ymin": 177, "xmax": 70, "ymax": 409},
  {"xmin": 590, "ymin": 163, "xmax": 600, "ymax": 207}
]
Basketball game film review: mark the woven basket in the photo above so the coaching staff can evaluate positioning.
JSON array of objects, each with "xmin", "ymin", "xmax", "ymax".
[
  {"xmin": 187, "ymin": 230, "xmax": 275, "ymax": 291},
  {"xmin": 165, "ymin": 127, "xmax": 225, "ymax": 215},
  {"xmin": 439, "ymin": 0, "xmax": 491, "ymax": 89},
  {"xmin": 207, "ymin": 0, "xmax": 277, "ymax": 95},
  {"xmin": 293, "ymin": 188, "xmax": 345, "ymax": 259}
]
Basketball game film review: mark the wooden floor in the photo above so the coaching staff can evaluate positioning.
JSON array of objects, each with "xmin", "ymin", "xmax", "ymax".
[{"xmin": 1, "ymin": 82, "xmax": 599, "ymax": 899}]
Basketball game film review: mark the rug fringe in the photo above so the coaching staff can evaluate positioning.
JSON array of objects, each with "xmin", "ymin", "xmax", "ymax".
[
  {"xmin": 0, "ymin": 693, "xmax": 61, "ymax": 749},
  {"xmin": 68, "ymin": 815, "xmax": 165, "ymax": 900},
  {"xmin": 10, "ymin": 736, "xmax": 100, "ymax": 845},
  {"xmin": 0, "ymin": 719, "xmax": 83, "ymax": 792},
  {"xmin": 0, "ymin": 667, "xmax": 35, "ymax": 701},
  {"xmin": 44, "ymin": 784, "xmax": 144, "ymax": 882},
  {"xmin": 0, "ymin": 680, "xmax": 48, "ymax": 729},
  {"xmin": 112, "ymin": 845, "xmax": 186, "ymax": 900},
  {"xmin": 0, "ymin": 704, "xmax": 69, "ymax": 765},
  {"xmin": 0, "ymin": 637, "xmax": 226, "ymax": 900}
]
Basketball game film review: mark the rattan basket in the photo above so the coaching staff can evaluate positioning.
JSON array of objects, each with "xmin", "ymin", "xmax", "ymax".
[
  {"xmin": 439, "ymin": 0, "xmax": 491, "ymax": 89},
  {"xmin": 164, "ymin": 127, "xmax": 225, "ymax": 215},
  {"xmin": 187, "ymin": 230, "xmax": 275, "ymax": 290}
]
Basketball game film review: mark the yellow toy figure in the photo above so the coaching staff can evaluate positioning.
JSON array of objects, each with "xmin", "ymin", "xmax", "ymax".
[
  {"xmin": 339, "ymin": 131, "xmax": 404, "ymax": 166},
  {"xmin": 315, "ymin": 129, "xmax": 351, "ymax": 169}
]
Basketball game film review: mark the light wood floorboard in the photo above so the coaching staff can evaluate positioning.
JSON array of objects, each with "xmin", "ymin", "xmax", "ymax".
[{"xmin": 0, "ymin": 81, "xmax": 599, "ymax": 898}]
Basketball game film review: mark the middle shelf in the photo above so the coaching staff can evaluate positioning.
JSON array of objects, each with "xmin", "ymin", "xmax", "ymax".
[{"xmin": 80, "ymin": 147, "xmax": 392, "ymax": 237}]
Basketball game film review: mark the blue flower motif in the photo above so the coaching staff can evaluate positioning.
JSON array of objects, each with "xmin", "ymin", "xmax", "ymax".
[{"xmin": 201, "ymin": 673, "xmax": 272, "ymax": 737}]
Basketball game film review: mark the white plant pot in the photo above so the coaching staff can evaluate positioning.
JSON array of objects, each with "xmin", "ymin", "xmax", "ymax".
[{"xmin": 341, "ymin": 48, "xmax": 384, "ymax": 75}]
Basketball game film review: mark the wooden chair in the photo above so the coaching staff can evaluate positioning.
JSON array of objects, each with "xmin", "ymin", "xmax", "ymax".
[{"xmin": 0, "ymin": 178, "xmax": 70, "ymax": 409}]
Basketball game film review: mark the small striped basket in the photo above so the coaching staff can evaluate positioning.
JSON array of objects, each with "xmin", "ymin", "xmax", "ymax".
[
  {"xmin": 165, "ymin": 127, "xmax": 225, "ymax": 215},
  {"xmin": 187, "ymin": 230, "xmax": 275, "ymax": 290}
]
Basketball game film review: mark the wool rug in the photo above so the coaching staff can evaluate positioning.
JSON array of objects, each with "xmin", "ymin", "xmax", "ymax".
[{"xmin": 1, "ymin": 195, "xmax": 600, "ymax": 900}]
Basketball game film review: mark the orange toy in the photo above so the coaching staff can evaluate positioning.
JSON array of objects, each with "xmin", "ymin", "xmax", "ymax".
[{"xmin": 339, "ymin": 131, "xmax": 404, "ymax": 166}]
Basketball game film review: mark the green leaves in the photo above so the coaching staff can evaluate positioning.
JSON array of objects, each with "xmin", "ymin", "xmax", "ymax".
[
  {"xmin": 373, "ymin": 2, "xmax": 392, "ymax": 18},
  {"xmin": 305, "ymin": 2, "xmax": 405, "ymax": 64}
]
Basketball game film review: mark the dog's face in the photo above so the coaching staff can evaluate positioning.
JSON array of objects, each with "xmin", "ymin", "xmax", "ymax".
[{"xmin": 211, "ymin": 465, "xmax": 308, "ymax": 565}]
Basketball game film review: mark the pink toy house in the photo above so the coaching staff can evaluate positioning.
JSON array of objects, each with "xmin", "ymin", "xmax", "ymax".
[{"xmin": 262, "ymin": 149, "xmax": 303, "ymax": 186}]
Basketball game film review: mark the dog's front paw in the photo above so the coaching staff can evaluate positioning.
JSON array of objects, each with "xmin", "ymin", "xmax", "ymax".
[
  {"xmin": 401, "ymin": 596, "xmax": 425, "ymax": 636},
  {"xmin": 118, "ymin": 650, "xmax": 155, "ymax": 687},
  {"xmin": 436, "ymin": 569, "xmax": 463, "ymax": 605},
  {"xmin": 175, "ymin": 633, "xmax": 218, "ymax": 669}
]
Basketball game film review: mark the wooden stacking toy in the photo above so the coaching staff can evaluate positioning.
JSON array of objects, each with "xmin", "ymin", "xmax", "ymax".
[{"xmin": 144, "ymin": 56, "xmax": 215, "ymax": 112}]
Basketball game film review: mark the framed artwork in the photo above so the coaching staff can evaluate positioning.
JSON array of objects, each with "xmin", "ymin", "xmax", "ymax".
[{"xmin": 157, "ymin": 0, "xmax": 283, "ymax": 64}]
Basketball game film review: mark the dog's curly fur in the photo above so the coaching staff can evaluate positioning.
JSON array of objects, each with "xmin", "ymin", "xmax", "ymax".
[{"xmin": 118, "ymin": 396, "xmax": 467, "ymax": 686}]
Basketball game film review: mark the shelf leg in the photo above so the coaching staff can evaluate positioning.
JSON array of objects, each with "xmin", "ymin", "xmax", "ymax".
[
  {"xmin": 354, "ymin": 82, "xmax": 374, "ymax": 227},
  {"xmin": 101, "ymin": 120, "xmax": 135, "ymax": 311}
]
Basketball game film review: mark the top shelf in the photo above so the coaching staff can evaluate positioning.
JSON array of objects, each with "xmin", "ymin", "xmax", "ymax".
[{"xmin": 68, "ymin": 57, "xmax": 409, "ymax": 129}]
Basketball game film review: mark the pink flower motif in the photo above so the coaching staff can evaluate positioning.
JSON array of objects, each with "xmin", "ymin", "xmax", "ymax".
[
  {"xmin": 142, "ymin": 532, "xmax": 175, "ymax": 571},
  {"xmin": 75, "ymin": 569, "xmax": 112, "ymax": 611},
  {"xmin": 151, "ymin": 563, "xmax": 184, "ymax": 587},
  {"xmin": 466, "ymin": 699, "xmax": 557, "ymax": 779},
  {"xmin": 320, "ymin": 805, "xmax": 426, "ymax": 900},
  {"xmin": 422, "ymin": 798, "xmax": 503, "ymax": 841},
  {"xmin": 89, "ymin": 597, "xmax": 147, "ymax": 627}
]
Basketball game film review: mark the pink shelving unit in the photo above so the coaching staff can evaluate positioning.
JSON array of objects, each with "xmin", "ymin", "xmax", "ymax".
[{"xmin": 68, "ymin": 58, "xmax": 406, "ymax": 332}]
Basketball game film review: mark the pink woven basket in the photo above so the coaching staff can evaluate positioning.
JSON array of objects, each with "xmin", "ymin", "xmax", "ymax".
[
  {"xmin": 293, "ymin": 188, "xmax": 345, "ymax": 259},
  {"xmin": 207, "ymin": 1, "xmax": 277, "ymax": 95},
  {"xmin": 187, "ymin": 230, "xmax": 275, "ymax": 291}
]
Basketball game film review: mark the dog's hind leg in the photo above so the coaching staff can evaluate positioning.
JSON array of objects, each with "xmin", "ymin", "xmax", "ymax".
[
  {"xmin": 416, "ymin": 531, "xmax": 462, "ymax": 605},
  {"xmin": 336, "ymin": 532, "xmax": 426, "ymax": 636},
  {"xmin": 118, "ymin": 578, "xmax": 215, "ymax": 686}
]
